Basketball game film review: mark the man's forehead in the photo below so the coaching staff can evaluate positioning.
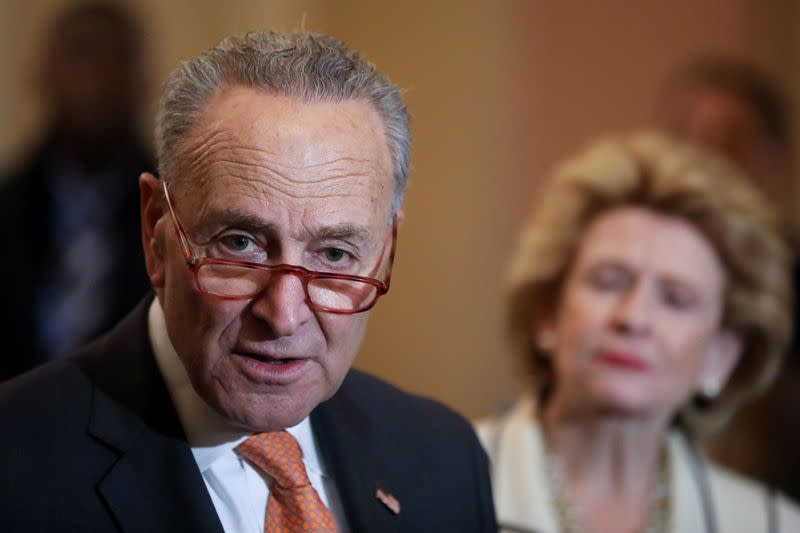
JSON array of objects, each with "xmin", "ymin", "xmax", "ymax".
[
  {"xmin": 172, "ymin": 167, "xmax": 391, "ymax": 241},
  {"xmin": 171, "ymin": 86, "xmax": 394, "ymax": 208},
  {"xmin": 182, "ymin": 86, "xmax": 390, "ymax": 167}
]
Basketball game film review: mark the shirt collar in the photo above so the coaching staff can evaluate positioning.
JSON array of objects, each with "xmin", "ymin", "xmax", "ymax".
[{"xmin": 147, "ymin": 298, "xmax": 327, "ymax": 477}]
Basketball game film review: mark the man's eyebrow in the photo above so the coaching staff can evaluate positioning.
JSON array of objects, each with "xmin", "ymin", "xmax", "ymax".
[
  {"xmin": 314, "ymin": 224, "xmax": 372, "ymax": 244},
  {"xmin": 200, "ymin": 210, "xmax": 277, "ymax": 234},
  {"xmin": 198, "ymin": 212, "xmax": 373, "ymax": 244}
]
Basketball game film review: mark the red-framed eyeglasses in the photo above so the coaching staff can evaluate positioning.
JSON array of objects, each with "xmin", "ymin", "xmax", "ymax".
[{"xmin": 161, "ymin": 180, "xmax": 396, "ymax": 314}]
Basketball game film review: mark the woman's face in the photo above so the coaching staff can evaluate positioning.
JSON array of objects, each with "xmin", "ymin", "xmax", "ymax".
[{"xmin": 544, "ymin": 206, "xmax": 741, "ymax": 420}]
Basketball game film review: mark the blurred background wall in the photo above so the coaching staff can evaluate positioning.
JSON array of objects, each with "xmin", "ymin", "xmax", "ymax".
[{"xmin": 1, "ymin": 0, "xmax": 798, "ymax": 418}]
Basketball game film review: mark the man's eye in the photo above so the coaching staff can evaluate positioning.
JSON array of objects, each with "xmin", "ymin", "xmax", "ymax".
[
  {"xmin": 219, "ymin": 234, "xmax": 255, "ymax": 252},
  {"xmin": 323, "ymin": 248, "xmax": 349, "ymax": 262}
]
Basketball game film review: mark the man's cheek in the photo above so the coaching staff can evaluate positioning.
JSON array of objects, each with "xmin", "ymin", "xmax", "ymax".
[{"xmin": 206, "ymin": 303, "xmax": 249, "ymax": 345}]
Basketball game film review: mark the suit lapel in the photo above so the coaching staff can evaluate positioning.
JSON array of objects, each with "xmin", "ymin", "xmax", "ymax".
[
  {"xmin": 311, "ymin": 375, "xmax": 400, "ymax": 533},
  {"xmin": 78, "ymin": 297, "xmax": 224, "ymax": 533}
]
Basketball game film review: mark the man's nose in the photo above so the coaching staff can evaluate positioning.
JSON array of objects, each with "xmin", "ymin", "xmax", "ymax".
[
  {"xmin": 249, "ymin": 271, "xmax": 313, "ymax": 337},
  {"xmin": 610, "ymin": 283, "xmax": 653, "ymax": 336}
]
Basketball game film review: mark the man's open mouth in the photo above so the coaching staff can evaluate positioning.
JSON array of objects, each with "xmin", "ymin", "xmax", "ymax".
[{"xmin": 238, "ymin": 351, "xmax": 304, "ymax": 366}]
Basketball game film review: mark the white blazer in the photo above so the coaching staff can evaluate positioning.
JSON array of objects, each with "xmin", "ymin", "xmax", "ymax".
[{"xmin": 475, "ymin": 397, "xmax": 800, "ymax": 533}]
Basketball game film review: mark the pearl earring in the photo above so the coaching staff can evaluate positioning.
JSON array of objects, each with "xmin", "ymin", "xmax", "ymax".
[{"xmin": 700, "ymin": 380, "xmax": 722, "ymax": 400}]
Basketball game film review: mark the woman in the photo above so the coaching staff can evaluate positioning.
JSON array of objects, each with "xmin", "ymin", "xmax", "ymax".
[{"xmin": 477, "ymin": 132, "xmax": 800, "ymax": 533}]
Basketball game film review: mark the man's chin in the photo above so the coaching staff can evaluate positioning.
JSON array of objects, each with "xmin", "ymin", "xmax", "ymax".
[{"xmin": 217, "ymin": 390, "xmax": 322, "ymax": 433}]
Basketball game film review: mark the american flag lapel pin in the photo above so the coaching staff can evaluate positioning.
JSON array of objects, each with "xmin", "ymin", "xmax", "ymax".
[{"xmin": 376, "ymin": 488, "xmax": 401, "ymax": 515}]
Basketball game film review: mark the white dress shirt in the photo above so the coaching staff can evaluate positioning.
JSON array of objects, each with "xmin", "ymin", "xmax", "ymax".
[{"xmin": 148, "ymin": 299, "xmax": 349, "ymax": 533}]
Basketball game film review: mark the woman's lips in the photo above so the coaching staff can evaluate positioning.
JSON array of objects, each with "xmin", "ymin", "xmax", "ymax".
[{"xmin": 595, "ymin": 351, "xmax": 651, "ymax": 372}]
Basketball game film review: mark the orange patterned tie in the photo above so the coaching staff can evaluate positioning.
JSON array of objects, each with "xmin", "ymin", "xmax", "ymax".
[{"xmin": 235, "ymin": 431, "xmax": 338, "ymax": 533}]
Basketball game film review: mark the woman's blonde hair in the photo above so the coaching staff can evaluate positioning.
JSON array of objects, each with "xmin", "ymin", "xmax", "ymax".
[{"xmin": 507, "ymin": 131, "xmax": 793, "ymax": 437}]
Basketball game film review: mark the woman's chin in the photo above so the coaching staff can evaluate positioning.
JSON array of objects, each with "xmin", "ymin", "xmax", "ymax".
[
  {"xmin": 552, "ymin": 375, "xmax": 681, "ymax": 422},
  {"xmin": 580, "ymin": 381, "xmax": 668, "ymax": 420}
]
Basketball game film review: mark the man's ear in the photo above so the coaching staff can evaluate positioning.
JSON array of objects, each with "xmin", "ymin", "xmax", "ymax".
[
  {"xmin": 140, "ymin": 172, "xmax": 167, "ymax": 288},
  {"xmin": 395, "ymin": 207, "xmax": 405, "ymax": 227},
  {"xmin": 696, "ymin": 329, "xmax": 743, "ymax": 399}
]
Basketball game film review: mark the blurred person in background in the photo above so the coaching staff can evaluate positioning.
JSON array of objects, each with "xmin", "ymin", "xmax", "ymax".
[
  {"xmin": 0, "ymin": 2, "xmax": 152, "ymax": 380},
  {"xmin": 658, "ymin": 58, "xmax": 793, "ymax": 208},
  {"xmin": 477, "ymin": 132, "xmax": 800, "ymax": 532},
  {"xmin": 658, "ymin": 58, "xmax": 800, "ymax": 502}
]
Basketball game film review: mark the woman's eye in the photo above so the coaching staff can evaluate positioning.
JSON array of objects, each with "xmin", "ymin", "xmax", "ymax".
[
  {"xmin": 662, "ymin": 285, "xmax": 699, "ymax": 310},
  {"xmin": 587, "ymin": 265, "xmax": 631, "ymax": 291}
]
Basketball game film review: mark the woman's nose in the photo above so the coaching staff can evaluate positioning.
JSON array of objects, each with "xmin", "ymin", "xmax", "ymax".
[{"xmin": 610, "ymin": 283, "xmax": 653, "ymax": 336}]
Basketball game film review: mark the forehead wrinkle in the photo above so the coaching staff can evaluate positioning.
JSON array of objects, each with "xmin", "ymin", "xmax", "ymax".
[
  {"xmin": 178, "ymin": 127, "xmax": 234, "ymax": 183},
  {"xmin": 207, "ymin": 170, "xmax": 380, "ymax": 204},
  {"xmin": 205, "ymin": 155, "xmax": 380, "ymax": 185},
  {"xmin": 204, "ymin": 157, "xmax": 385, "ymax": 207},
  {"xmin": 181, "ymin": 134, "xmax": 386, "ymax": 197}
]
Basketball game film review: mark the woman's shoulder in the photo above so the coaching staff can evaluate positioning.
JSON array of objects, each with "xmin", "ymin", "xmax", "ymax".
[
  {"xmin": 706, "ymin": 460, "xmax": 773, "ymax": 499},
  {"xmin": 474, "ymin": 396, "xmax": 538, "ymax": 461},
  {"xmin": 706, "ymin": 460, "xmax": 800, "ymax": 532},
  {"xmin": 669, "ymin": 432, "xmax": 800, "ymax": 532},
  {"xmin": 472, "ymin": 396, "xmax": 559, "ymax": 533}
]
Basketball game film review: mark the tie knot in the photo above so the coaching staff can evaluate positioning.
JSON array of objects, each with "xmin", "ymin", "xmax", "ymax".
[{"xmin": 235, "ymin": 431, "xmax": 311, "ymax": 489}]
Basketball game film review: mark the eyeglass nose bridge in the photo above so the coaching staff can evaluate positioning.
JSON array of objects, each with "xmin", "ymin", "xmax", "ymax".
[
  {"xmin": 248, "ymin": 264, "xmax": 318, "ymax": 315},
  {"xmin": 191, "ymin": 257, "xmax": 388, "ymax": 314},
  {"xmin": 206, "ymin": 260, "xmax": 318, "ymax": 300}
]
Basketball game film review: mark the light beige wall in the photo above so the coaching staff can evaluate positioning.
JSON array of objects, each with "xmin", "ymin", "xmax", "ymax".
[
  {"xmin": 1, "ymin": 1, "xmax": 796, "ymax": 419},
  {"xmin": 310, "ymin": 1, "xmax": 523, "ymax": 417}
]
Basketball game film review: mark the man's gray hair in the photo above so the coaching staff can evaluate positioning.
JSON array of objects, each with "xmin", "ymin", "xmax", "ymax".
[{"xmin": 155, "ymin": 31, "xmax": 410, "ymax": 212}]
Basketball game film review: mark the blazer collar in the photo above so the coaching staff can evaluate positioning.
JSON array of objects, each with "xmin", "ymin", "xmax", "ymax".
[
  {"xmin": 491, "ymin": 397, "xmax": 558, "ymax": 533},
  {"xmin": 77, "ymin": 296, "xmax": 224, "ymax": 533},
  {"xmin": 668, "ymin": 430, "xmax": 712, "ymax": 532},
  {"xmin": 311, "ymin": 373, "xmax": 400, "ymax": 533}
]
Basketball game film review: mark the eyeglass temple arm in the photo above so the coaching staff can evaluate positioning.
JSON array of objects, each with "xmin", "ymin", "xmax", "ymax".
[
  {"xmin": 382, "ymin": 217, "xmax": 398, "ymax": 290},
  {"xmin": 161, "ymin": 180, "xmax": 195, "ymax": 262}
]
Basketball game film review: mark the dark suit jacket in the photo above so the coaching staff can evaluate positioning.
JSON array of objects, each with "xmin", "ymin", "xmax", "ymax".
[
  {"xmin": 0, "ymin": 137, "xmax": 152, "ymax": 380},
  {"xmin": 0, "ymin": 298, "xmax": 496, "ymax": 532}
]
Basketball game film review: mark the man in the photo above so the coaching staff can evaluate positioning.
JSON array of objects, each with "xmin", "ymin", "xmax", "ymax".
[
  {"xmin": 0, "ymin": 32, "xmax": 496, "ymax": 532},
  {"xmin": 0, "ymin": 2, "xmax": 152, "ymax": 380}
]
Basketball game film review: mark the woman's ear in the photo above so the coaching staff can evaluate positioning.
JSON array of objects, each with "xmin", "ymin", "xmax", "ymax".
[
  {"xmin": 697, "ymin": 329, "xmax": 743, "ymax": 398},
  {"xmin": 533, "ymin": 312, "xmax": 558, "ymax": 354},
  {"xmin": 140, "ymin": 172, "xmax": 167, "ymax": 288}
]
